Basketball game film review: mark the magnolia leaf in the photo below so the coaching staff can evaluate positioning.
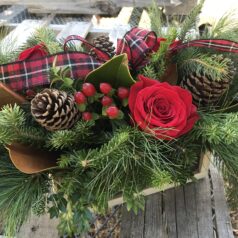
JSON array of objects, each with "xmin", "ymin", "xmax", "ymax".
[{"xmin": 85, "ymin": 54, "xmax": 135, "ymax": 89}]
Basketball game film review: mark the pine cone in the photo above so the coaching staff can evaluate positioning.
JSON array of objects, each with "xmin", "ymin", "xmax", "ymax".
[
  {"xmin": 31, "ymin": 89, "xmax": 80, "ymax": 131},
  {"xmin": 90, "ymin": 35, "xmax": 115, "ymax": 58},
  {"xmin": 180, "ymin": 62, "xmax": 235, "ymax": 106}
]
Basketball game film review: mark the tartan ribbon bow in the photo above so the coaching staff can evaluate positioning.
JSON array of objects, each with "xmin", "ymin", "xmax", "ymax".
[{"xmin": 1, "ymin": 27, "xmax": 238, "ymax": 92}]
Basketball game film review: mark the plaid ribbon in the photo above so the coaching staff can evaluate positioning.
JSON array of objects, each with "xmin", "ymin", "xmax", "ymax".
[
  {"xmin": 116, "ymin": 27, "xmax": 157, "ymax": 71},
  {"xmin": 0, "ymin": 52, "xmax": 102, "ymax": 91},
  {"xmin": 170, "ymin": 39, "xmax": 238, "ymax": 53}
]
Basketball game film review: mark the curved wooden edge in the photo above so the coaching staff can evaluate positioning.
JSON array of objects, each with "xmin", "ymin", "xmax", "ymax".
[{"xmin": 6, "ymin": 143, "xmax": 59, "ymax": 174}]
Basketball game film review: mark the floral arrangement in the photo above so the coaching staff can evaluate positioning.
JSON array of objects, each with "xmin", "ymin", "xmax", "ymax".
[{"xmin": 1, "ymin": 1, "xmax": 238, "ymax": 236}]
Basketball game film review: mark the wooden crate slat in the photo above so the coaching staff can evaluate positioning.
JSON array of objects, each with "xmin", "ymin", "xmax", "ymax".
[
  {"xmin": 144, "ymin": 193, "xmax": 166, "ymax": 238},
  {"xmin": 163, "ymin": 188, "xmax": 177, "ymax": 238},
  {"xmin": 121, "ymin": 205, "xmax": 145, "ymax": 238},
  {"xmin": 195, "ymin": 174, "xmax": 214, "ymax": 238},
  {"xmin": 56, "ymin": 21, "xmax": 93, "ymax": 45},
  {"xmin": 175, "ymin": 185, "xmax": 198, "ymax": 238},
  {"xmin": 17, "ymin": 214, "xmax": 59, "ymax": 238},
  {"xmin": 0, "ymin": 5, "xmax": 26, "ymax": 24},
  {"xmin": 2, "ymin": 20, "xmax": 45, "ymax": 51},
  {"xmin": 210, "ymin": 166, "xmax": 234, "ymax": 238}
]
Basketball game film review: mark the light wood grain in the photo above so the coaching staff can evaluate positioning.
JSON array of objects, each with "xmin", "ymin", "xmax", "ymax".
[
  {"xmin": 195, "ymin": 175, "xmax": 213, "ymax": 238},
  {"xmin": 210, "ymin": 165, "xmax": 234, "ymax": 238},
  {"xmin": 163, "ymin": 188, "xmax": 177, "ymax": 238}
]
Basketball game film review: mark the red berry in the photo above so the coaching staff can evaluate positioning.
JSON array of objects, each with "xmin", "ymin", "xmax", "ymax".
[
  {"xmin": 100, "ymin": 83, "xmax": 112, "ymax": 95},
  {"xmin": 106, "ymin": 106, "xmax": 119, "ymax": 119},
  {"xmin": 101, "ymin": 96, "xmax": 113, "ymax": 106},
  {"xmin": 82, "ymin": 83, "xmax": 96, "ymax": 97},
  {"xmin": 82, "ymin": 112, "xmax": 92, "ymax": 121},
  {"xmin": 117, "ymin": 87, "xmax": 129, "ymax": 99},
  {"xmin": 74, "ymin": 91, "xmax": 86, "ymax": 104}
]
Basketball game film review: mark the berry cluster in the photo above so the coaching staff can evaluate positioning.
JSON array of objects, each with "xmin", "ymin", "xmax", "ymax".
[{"xmin": 74, "ymin": 82, "xmax": 129, "ymax": 121}]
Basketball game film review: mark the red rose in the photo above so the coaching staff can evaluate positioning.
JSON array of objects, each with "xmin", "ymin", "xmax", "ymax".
[
  {"xmin": 129, "ymin": 75, "xmax": 199, "ymax": 140},
  {"xmin": 18, "ymin": 43, "xmax": 48, "ymax": 61}
]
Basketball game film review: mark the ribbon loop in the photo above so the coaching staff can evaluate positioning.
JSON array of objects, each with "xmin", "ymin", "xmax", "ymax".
[
  {"xmin": 116, "ymin": 27, "xmax": 157, "ymax": 70},
  {"xmin": 64, "ymin": 35, "xmax": 110, "ymax": 61}
]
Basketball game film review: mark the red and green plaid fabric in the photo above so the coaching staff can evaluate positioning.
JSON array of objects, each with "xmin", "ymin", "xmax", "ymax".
[
  {"xmin": 116, "ymin": 27, "xmax": 157, "ymax": 70},
  {"xmin": 0, "ymin": 52, "xmax": 102, "ymax": 91},
  {"xmin": 170, "ymin": 39, "xmax": 238, "ymax": 53}
]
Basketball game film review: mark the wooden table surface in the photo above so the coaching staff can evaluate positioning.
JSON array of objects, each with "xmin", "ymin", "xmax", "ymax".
[{"xmin": 121, "ymin": 166, "xmax": 234, "ymax": 238}]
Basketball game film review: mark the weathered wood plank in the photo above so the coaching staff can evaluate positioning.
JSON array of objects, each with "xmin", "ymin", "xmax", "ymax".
[
  {"xmin": 2, "ymin": 20, "xmax": 45, "ymax": 51},
  {"xmin": 144, "ymin": 193, "xmax": 166, "ymax": 238},
  {"xmin": 163, "ymin": 188, "xmax": 177, "ymax": 238},
  {"xmin": 210, "ymin": 166, "xmax": 234, "ymax": 238},
  {"xmin": 17, "ymin": 214, "xmax": 59, "ymax": 238},
  {"xmin": 175, "ymin": 185, "xmax": 199, "ymax": 238},
  {"xmin": 120, "ymin": 205, "xmax": 145, "ymax": 238},
  {"xmin": 56, "ymin": 21, "xmax": 92, "ymax": 44},
  {"xmin": 0, "ymin": 1, "xmax": 180, "ymax": 15},
  {"xmin": 195, "ymin": 175, "xmax": 213, "ymax": 238},
  {"xmin": 0, "ymin": 5, "xmax": 26, "ymax": 24}
]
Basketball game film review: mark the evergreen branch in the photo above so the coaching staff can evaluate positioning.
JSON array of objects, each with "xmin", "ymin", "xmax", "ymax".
[
  {"xmin": 177, "ymin": 50, "xmax": 233, "ymax": 82},
  {"xmin": 49, "ymin": 120, "xmax": 95, "ymax": 150},
  {"xmin": 0, "ymin": 26, "xmax": 21, "ymax": 64},
  {"xmin": 178, "ymin": 0, "xmax": 205, "ymax": 41},
  {"xmin": 0, "ymin": 104, "xmax": 47, "ymax": 146},
  {"xmin": 0, "ymin": 156, "xmax": 49, "ymax": 237},
  {"xmin": 150, "ymin": 27, "xmax": 177, "ymax": 78},
  {"xmin": 148, "ymin": 0, "xmax": 163, "ymax": 36},
  {"xmin": 141, "ymin": 64, "xmax": 157, "ymax": 79},
  {"xmin": 23, "ymin": 27, "xmax": 62, "ymax": 54},
  {"xmin": 191, "ymin": 112, "xmax": 238, "ymax": 145},
  {"xmin": 209, "ymin": 11, "xmax": 238, "ymax": 40}
]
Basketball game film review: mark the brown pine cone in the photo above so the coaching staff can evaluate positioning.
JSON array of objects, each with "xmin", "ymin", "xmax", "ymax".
[{"xmin": 31, "ymin": 88, "xmax": 80, "ymax": 131}]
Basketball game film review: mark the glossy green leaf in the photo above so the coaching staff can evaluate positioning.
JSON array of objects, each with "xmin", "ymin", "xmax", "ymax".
[{"xmin": 85, "ymin": 54, "xmax": 135, "ymax": 89}]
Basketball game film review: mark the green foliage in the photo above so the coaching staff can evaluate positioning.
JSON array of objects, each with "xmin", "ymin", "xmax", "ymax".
[
  {"xmin": 192, "ymin": 112, "xmax": 238, "ymax": 145},
  {"xmin": 150, "ymin": 27, "xmax": 177, "ymax": 78},
  {"xmin": 0, "ymin": 26, "xmax": 21, "ymax": 64},
  {"xmin": 50, "ymin": 59, "xmax": 75, "ymax": 92},
  {"xmin": 178, "ymin": 0, "xmax": 205, "ymax": 41},
  {"xmin": 0, "ymin": 104, "xmax": 47, "ymax": 147},
  {"xmin": 208, "ymin": 11, "xmax": 238, "ymax": 41},
  {"xmin": 49, "ymin": 120, "xmax": 95, "ymax": 150},
  {"xmin": 86, "ymin": 54, "xmax": 135, "ymax": 88},
  {"xmin": 24, "ymin": 27, "xmax": 62, "ymax": 54},
  {"xmin": 0, "ymin": 156, "xmax": 49, "ymax": 237},
  {"xmin": 177, "ymin": 49, "xmax": 234, "ymax": 82},
  {"xmin": 148, "ymin": 0, "xmax": 163, "ymax": 36},
  {"xmin": 141, "ymin": 64, "xmax": 158, "ymax": 79},
  {"xmin": 190, "ymin": 111, "xmax": 238, "ymax": 208}
]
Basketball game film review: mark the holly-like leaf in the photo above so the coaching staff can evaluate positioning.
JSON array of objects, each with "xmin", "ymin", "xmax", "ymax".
[{"xmin": 85, "ymin": 54, "xmax": 135, "ymax": 89}]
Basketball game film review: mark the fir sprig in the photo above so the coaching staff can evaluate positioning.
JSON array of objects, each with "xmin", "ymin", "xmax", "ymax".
[
  {"xmin": 177, "ymin": 49, "xmax": 233, "ymax": 82},
  {"xmin": 0, "ymin": 104, "xmax": 47, "ymax": 146},
  {"xmin": 49, "ymin": 120, "xmax": 95, "ymax": 150},
  {"xmin": 23, "ymin": 27, "xmax": 62, "ymax": 54},
  {"xmin": 148, "ymin": 0, "xmax": 163, "ymax": 36}
]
